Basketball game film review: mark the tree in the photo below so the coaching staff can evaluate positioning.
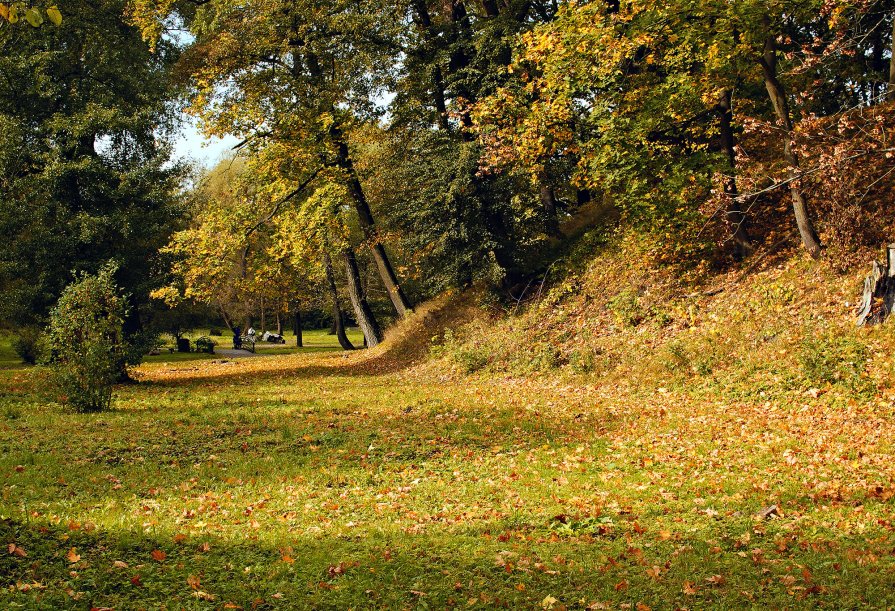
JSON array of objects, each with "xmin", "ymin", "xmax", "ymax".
[
  {"xmin": 0, "ymin": 2, "xmax": 61, "ymax": 27},
  {"xmin": 136, "ymin": 0, "xmax": 414, "ymax": 318},
  {"xmin": 0, "ymin": 0, "xmax": 184, "ymax": 336}
]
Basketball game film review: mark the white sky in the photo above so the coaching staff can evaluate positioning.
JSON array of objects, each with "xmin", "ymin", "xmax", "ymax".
[{"xmin": 171, "ymin": 115, "xmax": 241, "ymax": 169}]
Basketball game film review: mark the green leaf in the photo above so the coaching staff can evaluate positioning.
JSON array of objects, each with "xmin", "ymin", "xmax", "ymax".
[
  {"xmin": 46, "ymin": 5, "xmax": 60, "ymax": 25},
  {"xmin": 25, "ymin": 6, "xmax": 43, "ymax": 26}
]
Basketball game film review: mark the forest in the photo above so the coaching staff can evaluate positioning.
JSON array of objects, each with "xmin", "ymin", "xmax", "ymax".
[{"xmin": 2, "ymin": 0, "xmax": 895, "ymax": 608}]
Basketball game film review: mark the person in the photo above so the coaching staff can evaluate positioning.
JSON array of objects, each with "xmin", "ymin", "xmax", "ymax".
[
  {"xmin": 246, "ymin": 326, "xmax": 256, "ymax": 340},
  {"xmin": 233, "ymin": 326, "xmax": 242, "ymax": 349}
]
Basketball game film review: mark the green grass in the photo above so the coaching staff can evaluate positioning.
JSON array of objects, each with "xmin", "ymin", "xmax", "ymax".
[
  {"xmin": 0, "ymin": 334, "xmax": 24, "ymax": 369},
  {"xmin": 0, "ymin": 339, "xmax": 894, "ymax": 609},
  {"xmin": 146, "ymin": 328, "xmax": 366, "ymax": 364}
]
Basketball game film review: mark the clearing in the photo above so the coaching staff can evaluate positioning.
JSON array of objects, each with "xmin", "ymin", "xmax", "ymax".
[{"xmin": 1, "ymin": 317, "xmax": 894, "ymax": 609}]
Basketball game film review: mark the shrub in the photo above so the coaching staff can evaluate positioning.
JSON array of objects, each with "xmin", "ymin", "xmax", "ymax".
[
  {"xmin": 12, "ymin": 327, "xmax": 42, "ymax": 364},
  {"xmin": 607, "ymin": 288, "xmax": 644, "ymax": 327},
  {"xmin": 431, "ymin": 328, "xmax": 490, "ymax": 373},
  {"xmin": 799, "ymin": 332, "xmax": 870, "ymax": 394},
  {"xmin": 195, "ymin": 336, "xmax": 216, "ymax": 354},
  {"xmin": 46, "ymin": 265, "xmax": 128, "ymax": 412}
]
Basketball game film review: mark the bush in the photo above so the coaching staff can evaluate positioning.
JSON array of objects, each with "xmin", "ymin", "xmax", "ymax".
[
  {"xmin": 607, "ymin": 288, "xmax": 644, "ymax": 328},
  {"xmin": 799, "ymin": 332, "xmax": 870, "ymax": 394},
  {"xmin": 431, "ymin": 328, "xmax": 490, "ymax": 373},
  {"xmin": 12, "ymin": 327, "xmax": 42, "ymax": 365},
  {"xmin": 195, "ymin": 336, "xmax": 216, "ymax": 354},
  {"xmin": 46, "ymin": 266, "xmax": 128, "ymax": 413}
]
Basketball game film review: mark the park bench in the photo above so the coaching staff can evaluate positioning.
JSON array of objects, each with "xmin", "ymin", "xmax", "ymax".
[{"xmin": 234, "ymin": 335, "xmax": 255, "ymax": 353}]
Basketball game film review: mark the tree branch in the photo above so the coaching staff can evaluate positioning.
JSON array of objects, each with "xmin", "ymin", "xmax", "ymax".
[{"xmin": 244, "ymin": 166, "xmax": 323, "ymax": 240}]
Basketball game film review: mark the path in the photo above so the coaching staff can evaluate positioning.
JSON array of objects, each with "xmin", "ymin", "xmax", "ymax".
[{"xmin": 213, "ymin": 348, "xmax": 263, "ymax": 358}]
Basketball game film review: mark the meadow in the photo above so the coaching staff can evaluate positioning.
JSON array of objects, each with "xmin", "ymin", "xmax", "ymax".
[{"xmin": 1, "ymin": 321, "xmax": 894, "ymax": 609}]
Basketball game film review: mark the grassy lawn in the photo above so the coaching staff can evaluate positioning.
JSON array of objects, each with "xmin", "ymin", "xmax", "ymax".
[
  {"xmin": 1, "ymin": 339, "xmax": 894, "ymax": 608},
  {"xmin": 145, "ymin": 329, "xmax": 366, "ymax": 364}
]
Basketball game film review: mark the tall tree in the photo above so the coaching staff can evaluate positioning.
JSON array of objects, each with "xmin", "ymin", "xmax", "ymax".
[
  {"xmin": 137, "ymin": 0, "xmax": 414, "ymax": 317},
  {"xmin": 0, "ymin": 0, "xmax": 183, "ymax": 329}
]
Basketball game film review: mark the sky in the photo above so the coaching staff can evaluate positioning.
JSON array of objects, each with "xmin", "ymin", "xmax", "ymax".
[{"xmin": 170, "ymin": 116, "xmax": 241, "ymax": 169}]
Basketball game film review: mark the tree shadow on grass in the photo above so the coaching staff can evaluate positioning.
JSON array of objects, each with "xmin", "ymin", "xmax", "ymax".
[{"xmin": 2, "ymin": 509, "xmax": 890, "ymax": 610}]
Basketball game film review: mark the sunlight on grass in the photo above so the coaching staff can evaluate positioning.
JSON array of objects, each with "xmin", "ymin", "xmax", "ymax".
[{"xmin": 1, "ymin": 339, "xmax": 894, "ymax": 608}]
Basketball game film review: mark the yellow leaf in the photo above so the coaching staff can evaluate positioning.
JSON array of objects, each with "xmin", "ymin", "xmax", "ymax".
[
  {"xmin": 24, "ymin": 6, "xmax": 42, "ymax": 26},
  {"xmin": 0, "ymin": 4, "xmax": 9, "ymax": 21},
  {"xmin": 46, "ymin": 5, "xmax": 61, "ymax": 25},
  {"xmin": 66, "ymin": 548, "xmax": 80, "ymax": 563}
]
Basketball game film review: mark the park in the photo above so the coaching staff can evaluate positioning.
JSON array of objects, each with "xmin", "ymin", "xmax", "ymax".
[{"xmin": 2, "ymin": 0, "xmax": 895, "ymax": 608}]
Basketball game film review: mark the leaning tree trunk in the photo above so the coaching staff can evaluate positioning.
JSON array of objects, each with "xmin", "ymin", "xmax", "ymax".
[
  {"xmin": 342, "ymin": 248, "xmax": 383, "ymax": 348},
  {"xmin": 716, "ymin": 89, "xmax": 753, "ymax": 257},
  {"xmin": 323, "ymin": 252, "xmax": 355, "ymax": 351},
  {"xmin": 759, "ymin": 23, "xmax": 822, "ymax": 259},
  {"xmin": 332, "ymin": 126, "xmax": 413, "ymax": 318}
]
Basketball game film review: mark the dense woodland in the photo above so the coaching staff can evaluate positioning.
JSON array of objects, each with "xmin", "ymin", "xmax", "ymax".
[{"xmin": 3, "ymin": 0, "xmax": 895, "ymax": 347}]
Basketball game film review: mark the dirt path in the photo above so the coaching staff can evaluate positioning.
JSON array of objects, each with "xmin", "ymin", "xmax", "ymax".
[{"xmin": 213, "ymin": 348, "xmax": 263, "ymax": 358}]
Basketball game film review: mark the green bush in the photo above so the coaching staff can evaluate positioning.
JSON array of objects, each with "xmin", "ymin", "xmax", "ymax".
[
  {"xmin": 432, "ymin": 328, "xmax": 490, "ymax": 373},
  {"xmin": 799, "ymin": 332, "xmax": 870, "ymax": 393},
  {"xmin": 46, "ymin": 265, "xmax": 128, "ymax": 412},
  {"xmin": 607, "ymin": 288, "xmax": 643, "ymax": 327},
  {"xmin": 195, "ymin": 336, "xmax": 216, "ymax": 354},
  {"xmin": 12, "ymin": 327, "xmax": 42, "ymax": 364}
]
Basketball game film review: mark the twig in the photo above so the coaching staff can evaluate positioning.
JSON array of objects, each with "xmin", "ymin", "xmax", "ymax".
[{"xmin": 244, "ymin": 166, "xmax": 323, "ymax": 240}]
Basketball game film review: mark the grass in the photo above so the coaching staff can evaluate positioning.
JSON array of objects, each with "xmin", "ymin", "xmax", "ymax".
[
  {"xmin": 145, "ymin": 328, "xmax": 366, "ymax": 364},
  {"xmin": 1, "ymin": 318, "xmax": 894, "ymax": 609}
]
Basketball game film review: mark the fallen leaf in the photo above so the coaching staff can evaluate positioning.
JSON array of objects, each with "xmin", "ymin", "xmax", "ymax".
[
  {"xmin": 150, "ymin": 549, "xmax": 166, "ymax": 562},
  {"xmin": 8, "ymin": 544, "xmax": 26, "ymax": 557},
  {"xmin": 66, "ymin": 548, "xmax": 80, "ymax": 563}
]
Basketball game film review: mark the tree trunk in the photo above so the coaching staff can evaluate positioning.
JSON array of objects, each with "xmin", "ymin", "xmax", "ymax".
[
  {"xmin": 323, "ymin": 252, "xmax": 355, "ymax": 350},
  {"xmin": 857, "ymin": 244, "xmax": 895, "ymax": 325},
  {"xmin": 276, "ymin": 311, "xmax": 282, "ymax": 335},
  {"xmin": 539, "ymin": 181, "xmax": 561, "ymax": 236},
  {"xmin": 293, "ymin": 308, "xmax": 303, "ymax": 347},
  {"xmin": 260, "ymin": 296, "xmax": 266, "ymax": 333},
  {"xmin": 411, "ymin": 0, "xmax": 451, "ymax": 131},
  {"xmin": 889, "ymin": 13, "xmax": 895, "ymax": 101},
  {"xmin": 758, "ymin": 23, "xmax": 822, "ymax": 259},
  {"xmin": 716, "ymin": 89, "xmax": 753, "ymax": 257},
  {"xmin": 332, "ymin": 126, "xmax": 413, "ymax": 317},
  {"xmin": 342, "ymin": 248, "xmax": 383, "ymax": 347},
  {"xmin": 217, "ymin": 304, "xmax": 234, "ymax": 333}
]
